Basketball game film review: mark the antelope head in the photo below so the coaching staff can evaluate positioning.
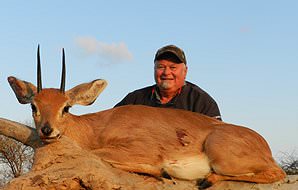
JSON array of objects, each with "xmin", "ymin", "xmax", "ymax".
[{"xmin": 8, "ymin": 46, "xmax": 107, "ymax": 142}]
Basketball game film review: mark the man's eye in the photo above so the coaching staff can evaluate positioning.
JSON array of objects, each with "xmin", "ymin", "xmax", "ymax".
[
  {"xmin": 31, "ymin": 104, "xmax": 37, "ymax": 113},
  {"xmin": 157, "ymin": 66, "xmax": 165, "ymax": 69}
]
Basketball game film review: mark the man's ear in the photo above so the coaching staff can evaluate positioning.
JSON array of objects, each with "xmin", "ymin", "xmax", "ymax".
[
  {"xmin": 66, "ymin": 79, "xmax": 108, "ymax": 106},
  {"xmin": 7, "ymin": 76, "xmax": 37, "ymax": 104}
]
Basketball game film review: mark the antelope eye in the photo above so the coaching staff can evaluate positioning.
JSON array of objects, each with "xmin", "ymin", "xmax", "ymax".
[
  {"xmin": 63, "ymin": 105, "xmax": 71, "ymax": 114},
  {"xmin": 31, "ymin": 104, "xmax": 37, "ymax": 113}
]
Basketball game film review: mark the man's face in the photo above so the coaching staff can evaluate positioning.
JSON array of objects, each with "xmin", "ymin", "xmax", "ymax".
[{"xmin": 154, "ymin": 59, "xmax": 187, "ymax": 92}]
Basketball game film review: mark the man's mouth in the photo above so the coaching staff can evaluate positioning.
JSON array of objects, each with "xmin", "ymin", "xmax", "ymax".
[{"xmin": 161, "ymin": 78, "xmax": 173, "ymax": 81}]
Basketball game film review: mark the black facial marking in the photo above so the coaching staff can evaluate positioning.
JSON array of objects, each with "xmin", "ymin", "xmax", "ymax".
[{"xmin": 31, "ymin": 104, "xmax": 37, "ymax": 114}]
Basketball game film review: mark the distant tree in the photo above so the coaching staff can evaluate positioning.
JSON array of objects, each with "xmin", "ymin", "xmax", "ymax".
[
  {"xmin": 0, "ymin": 121, "xmax": 35, "ymax": 187},
  {"xmin": 277, "ymin": 150, "xmax": 298, "ymax": 175}
]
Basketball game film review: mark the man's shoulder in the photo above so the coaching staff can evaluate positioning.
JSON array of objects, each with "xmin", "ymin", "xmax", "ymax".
[
  {"xmin": 129, "ymin": 85, "xmax": 155, "ymax": 95},
  {"xmin": 114, "ymin": 85, "xmax": 154, "ymax": 107},
  {"xmin": 183, "ymin": 81, "xmax": 221, "ymax": 119},
  {"xmin": 184, "ymin": 81, "xmax": 208, "ymax": 94},
  {"xmin": 183, "ymin": 81, "xmax": 217, "ymax": 102}
]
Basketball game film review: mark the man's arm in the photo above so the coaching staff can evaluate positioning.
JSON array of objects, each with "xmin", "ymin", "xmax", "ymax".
[
  {"xmin": 201, "ymin": 97, "xmax": 222, "ymax": 121},
  {"xmin": 114, "ymin": 92, "xmax": 138, "ymax": 107}
]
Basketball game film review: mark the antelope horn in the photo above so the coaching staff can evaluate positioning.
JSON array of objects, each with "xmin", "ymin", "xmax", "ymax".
[
  {"xmin": 37, "ymin": 45, "xmax": 42, "ymax": 93},
  {"xmin": 60, "ymin": 48, "xmax": 66, "ymax": 93}
]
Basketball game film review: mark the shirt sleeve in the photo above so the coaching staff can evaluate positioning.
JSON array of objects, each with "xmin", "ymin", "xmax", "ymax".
[{"xmin": 198, "ymin": 93, "xmax": 222, "ymax": 120}]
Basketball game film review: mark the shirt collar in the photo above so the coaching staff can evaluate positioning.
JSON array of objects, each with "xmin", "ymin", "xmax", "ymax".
[{"xmin": 151, "ymin": 84, "xmax": 184, "ymax": 103}]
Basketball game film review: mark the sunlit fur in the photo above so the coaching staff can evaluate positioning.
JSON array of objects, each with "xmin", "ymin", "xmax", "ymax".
[{"xmin": 8, "ymin": 76, "xmax": 286, "ymax": 188}]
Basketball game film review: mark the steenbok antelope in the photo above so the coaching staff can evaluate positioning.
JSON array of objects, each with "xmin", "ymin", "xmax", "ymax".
[{"xmin": 8, "ymin": 47, "xmax": 285, "ymax": 189}]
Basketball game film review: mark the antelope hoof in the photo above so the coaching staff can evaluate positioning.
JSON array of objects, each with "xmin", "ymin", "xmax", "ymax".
[
  {"xmin": 161, "ymin": 169, "xmax": 172, "ymax": 180},
  {"xmin": 197, "ymin": 178, "xmax": 212, "ymax": 190}
]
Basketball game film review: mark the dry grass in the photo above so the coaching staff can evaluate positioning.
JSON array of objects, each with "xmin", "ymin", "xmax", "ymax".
[{"xmin": 277, "ymin": 150, "xmax": 298, "ymax": 175}]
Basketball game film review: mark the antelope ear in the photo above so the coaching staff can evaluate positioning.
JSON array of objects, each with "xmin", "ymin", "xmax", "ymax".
[
  {"xmin": 7, "ymin": 76, "xmax": 37, "ymax": 104},
  {"xmin": 66, "ymin": 79, "xmax": 107, "ymax": 106}
]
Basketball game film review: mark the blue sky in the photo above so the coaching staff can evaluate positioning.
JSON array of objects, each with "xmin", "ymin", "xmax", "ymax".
[{"xmin": 0, "ymin": 1, "xmax": 297, "ymax": 157}]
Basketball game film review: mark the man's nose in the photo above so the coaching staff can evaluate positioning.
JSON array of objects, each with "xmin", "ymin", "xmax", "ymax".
[{"xmin": 162, "ymin": 67, "xmax": 171, "ymax": 75}]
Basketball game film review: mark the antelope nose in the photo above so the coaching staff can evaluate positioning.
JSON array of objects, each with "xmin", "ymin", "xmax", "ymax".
[{"xmin": 41, "ymin": 123, "xmax": 53, "ymax": 136}]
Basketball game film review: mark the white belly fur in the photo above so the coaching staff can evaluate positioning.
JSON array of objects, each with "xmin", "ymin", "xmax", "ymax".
[{"xmin": 162, "ymin": 154, "xmax": 211, "ymax": 180}]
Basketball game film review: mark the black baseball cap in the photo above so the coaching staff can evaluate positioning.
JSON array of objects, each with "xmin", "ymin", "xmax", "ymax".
[{"xmin": 154, "ymin": 45, "xmax": 187, "ymax": 65}]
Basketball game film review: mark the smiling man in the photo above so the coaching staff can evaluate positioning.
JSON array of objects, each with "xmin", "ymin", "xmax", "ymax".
[{"xmin": 115, "ymin": 45, "xmax": 221, "ymax": 120}]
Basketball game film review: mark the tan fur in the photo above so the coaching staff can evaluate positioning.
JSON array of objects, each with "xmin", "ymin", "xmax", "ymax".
[{"xmin": 8, "ymin": 76, "xmax": 286, "ymax": 188}]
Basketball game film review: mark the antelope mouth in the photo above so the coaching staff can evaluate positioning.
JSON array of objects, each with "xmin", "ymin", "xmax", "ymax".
[{"xmin": 40, "ymin": 134, "xmax": 62, "ymax": 143}]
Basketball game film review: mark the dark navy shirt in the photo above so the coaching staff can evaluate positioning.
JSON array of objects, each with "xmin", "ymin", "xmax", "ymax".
[{"xmin": 115, "ymin": 81, "xmax": 221, "ymax": 120}]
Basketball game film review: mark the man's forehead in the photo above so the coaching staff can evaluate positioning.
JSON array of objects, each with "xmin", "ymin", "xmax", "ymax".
[{"xmin": 155, "ymin": 60, "xmax": 183, "ymax": 66}]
